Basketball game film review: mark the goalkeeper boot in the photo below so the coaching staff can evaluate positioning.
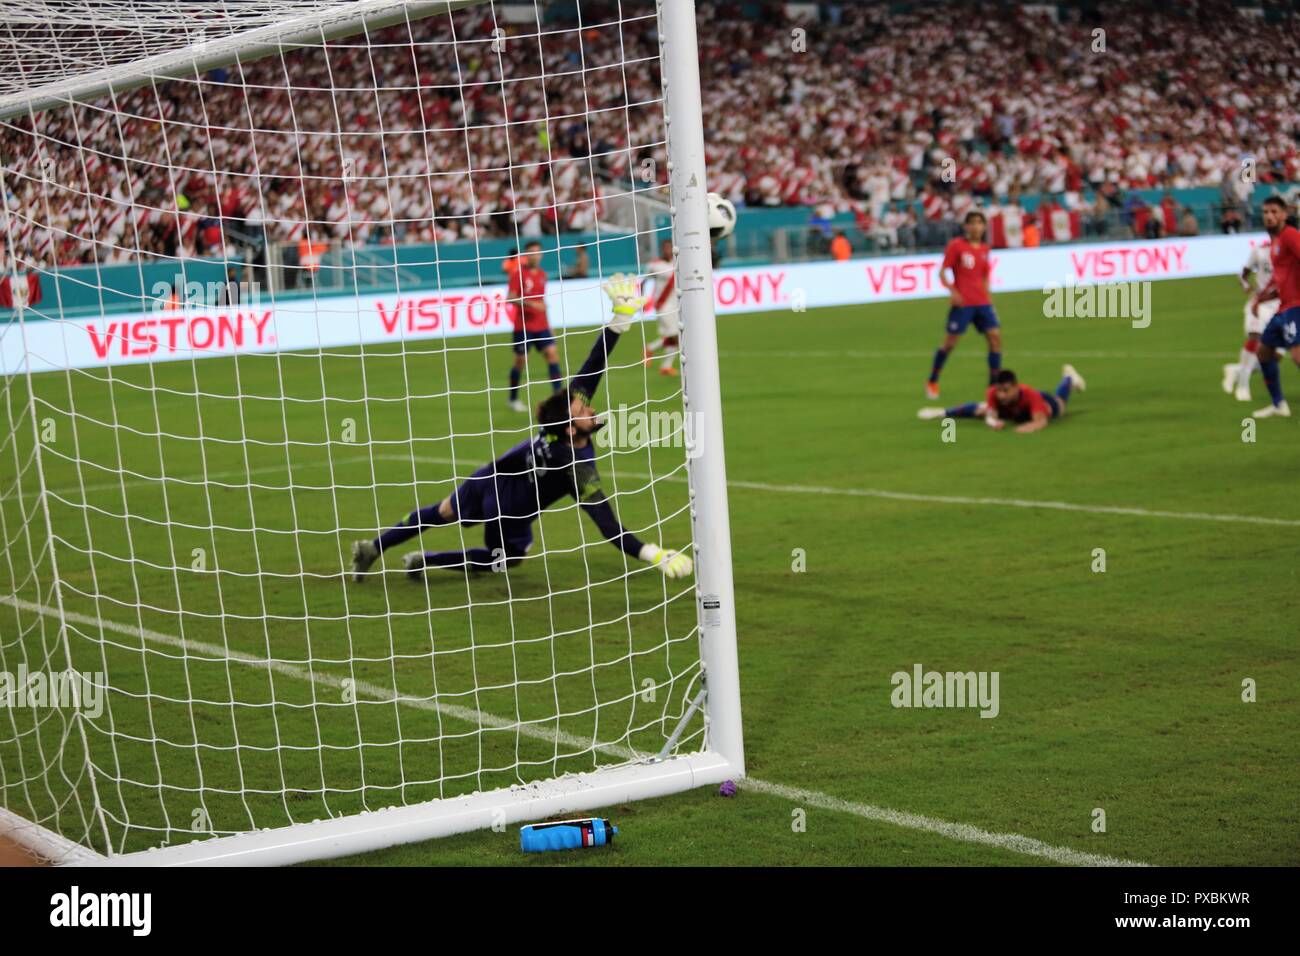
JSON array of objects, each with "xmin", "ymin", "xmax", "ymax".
[
  {"xmin": 350, "ymin": 539, "xmax": 379, "ymax": 583},
  {"xmin": 402, "ymin": 551, "xmax": 427, "ymax": 581},
  {"xmin": 508, "ymin": 399, "xmax": 528, "ymax": 413}
]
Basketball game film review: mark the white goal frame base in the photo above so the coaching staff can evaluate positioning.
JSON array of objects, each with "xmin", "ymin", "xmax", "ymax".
[
  {"xmin": 0, "ymin": 806, "xmax": 105, "ymax": 866},
  {"xmin": 2, "ymin": 753, "xmax": 736, "ymax": 866}
]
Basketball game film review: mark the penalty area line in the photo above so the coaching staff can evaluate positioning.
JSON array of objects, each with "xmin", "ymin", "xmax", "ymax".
[
  {"xmin": 388, "ymin": 455, "xmax": 1299, "ymax": 529},
  {"xmin": 37, "ymin": 453, "xmax": 1296, "ymax": 529},
  {"xmin": 720, "ymin": 479, "xmax": 1300, "ymax": 528},
  {"xmin": 0, "ymin": 595, "xmax": 1149, "ymax": 867},
  {"xmin": 721, "ymin": 349, "xmax": 1229, "ymax": 360}
]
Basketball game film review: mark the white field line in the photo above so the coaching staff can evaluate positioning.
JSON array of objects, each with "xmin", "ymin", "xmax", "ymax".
[
  {"xmin": 0, "ymin": 595, "xmax": 554, "ymax": 742},
  {"xmin": 721, "ymin": 349, "xmax": 1231, "ymax": 360},
  {"xmin": 716, "ymin": 479, "xmax": 1300, "ymax": 528},
  {"xmin": 738, "ymin": 778, "xmax": 1146, "ymax": 868},
  {"xmin": 22, "ymin": 459, "xmax": 347, "ymax": 502},
  {"xmin": 388, "ymin": 455, "xmax": 1300, "ymax": 530},
  {"xmin": 0, "ymin": 595, "xmax": 1149, "ymax": 867},
  {"xmin": 36, "ymin": 453, "xmax": 1300, "ymax": 529}
]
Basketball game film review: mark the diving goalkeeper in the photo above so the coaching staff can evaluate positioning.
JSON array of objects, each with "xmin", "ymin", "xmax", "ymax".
[{"xmin": 349, "ymin": 275, "xmax": 693, "ymax": 583}]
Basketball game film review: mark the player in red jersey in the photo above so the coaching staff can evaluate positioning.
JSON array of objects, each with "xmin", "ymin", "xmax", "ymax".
[
  {"xmin": 925, "ymin": 210, "xmax": 1002, "ymax": 400},
  {"xmin": 918, "ymin": 366, "xmax": 1086, "ymax": 434},
  {"xmin": 1252, "ymin": 196, "xmax": 1300, "ymax": 418},
  {"xmin": 506, "ymin": 240, "xmax": 563, "ymax": 412}
]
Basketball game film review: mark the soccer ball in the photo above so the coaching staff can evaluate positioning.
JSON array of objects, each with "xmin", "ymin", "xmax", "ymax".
[{"xmin": 707, "ymin": 192, "xmax": 737, "ymax": 239}]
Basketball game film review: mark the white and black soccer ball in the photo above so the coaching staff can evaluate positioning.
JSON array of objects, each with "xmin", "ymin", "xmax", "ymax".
[{"xmin": 707, "ymin": 192, "xmax": 737, "ymax": 240}]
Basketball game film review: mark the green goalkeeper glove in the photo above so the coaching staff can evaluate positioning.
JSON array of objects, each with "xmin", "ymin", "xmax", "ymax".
[
  {"xmin": 603, "ymin": 273, "xmax": 649, "ymax": 333},
  {"xmin": 638, "ymin": 543, "xmax": 693, "ymax": 579}
]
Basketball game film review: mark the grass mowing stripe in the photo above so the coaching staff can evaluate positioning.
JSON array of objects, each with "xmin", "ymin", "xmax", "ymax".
[{"xmin": 0, "ymin": 594, "xmax": 1151, "ymax": 867}]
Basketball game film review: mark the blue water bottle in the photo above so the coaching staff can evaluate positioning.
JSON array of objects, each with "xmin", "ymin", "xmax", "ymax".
[{"xmin": 519, "ymin": 817, "xmax": 618, "ymax": 853}]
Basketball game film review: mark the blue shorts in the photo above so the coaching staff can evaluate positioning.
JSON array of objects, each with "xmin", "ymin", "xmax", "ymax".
[
  {"xmin": 946, "ymin": 305, "xmax": 999, "ymax": 335},
  {"xmin": 512, "ymin": 328, "xmax": 555, "ymax": 354},
  {"xmin": 1038, "ymin": 390, "xmax": 1063, "ymax": 419},
  {"xmin": 451, "ymin": 469, "xmax": 535, "ymax": 557},
  {"xmin": 1261, "ymin": 306, "xmax": 1300, "ymax": 351},
  {"xmin": 482, "ymin": 516, "xmax": 534, "ymax": 559}
]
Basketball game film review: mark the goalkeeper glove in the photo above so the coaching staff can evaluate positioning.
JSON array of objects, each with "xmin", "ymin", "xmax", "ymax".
[
  {"xmin": 603, "ymin": 273, "xmax": 648, "ymax": 333},
  {"xmin": 639, "ymin": 543, "xmax": 693, "ymax": 579}
]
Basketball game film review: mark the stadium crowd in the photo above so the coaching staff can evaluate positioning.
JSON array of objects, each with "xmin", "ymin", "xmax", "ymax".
[{"xmin": 2, "ymin": 0, "xmax": 1298, "ymax": 269}]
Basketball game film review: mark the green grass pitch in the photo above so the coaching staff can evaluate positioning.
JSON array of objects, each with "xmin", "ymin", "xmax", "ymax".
[{"xmin": 1, "ymin": 273, "xmax": 1296, "ymax": 865}]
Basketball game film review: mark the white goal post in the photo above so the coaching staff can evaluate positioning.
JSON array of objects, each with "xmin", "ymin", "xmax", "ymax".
[{"xmin": 0, "ymin": 0, "xmax": 742, "ymax": 865}]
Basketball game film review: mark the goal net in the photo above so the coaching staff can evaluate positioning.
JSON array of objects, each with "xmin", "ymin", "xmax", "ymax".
[{"xmin": 0, "ymin": 0, "xmax": 742, "ymax": 865}]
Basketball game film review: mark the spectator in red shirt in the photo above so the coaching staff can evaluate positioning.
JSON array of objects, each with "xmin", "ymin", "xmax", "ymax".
[{"xmin": 1022, "ymin": 215, "xmax": 1041, "ymax": 247}]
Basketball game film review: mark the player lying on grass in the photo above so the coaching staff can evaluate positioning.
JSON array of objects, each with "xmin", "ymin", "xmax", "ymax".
[
  {"xmin": 917, "ymin": 365, "xmax": 1086, "ymax": 433},
  {"xmin": 925, "ymin": 210, "xmax": 1002, "ymax": 400},
  {"xmin": 349, "ymin": 275, "xmax": 693, "ymax": 583},
  {"xmin": 1248, "ymin": 196, "xmax": 1300, "ymax": 419}
]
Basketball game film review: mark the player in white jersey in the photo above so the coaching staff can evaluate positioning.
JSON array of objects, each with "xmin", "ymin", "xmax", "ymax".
[
  {"xmin": 642, "ymin": 238, "xmax": 681, "ymax": 377},
  {"xmin": 1222, "ymin": 241, "xmax": 1279, "ymax": 401}
]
